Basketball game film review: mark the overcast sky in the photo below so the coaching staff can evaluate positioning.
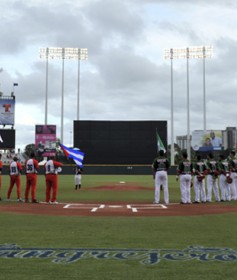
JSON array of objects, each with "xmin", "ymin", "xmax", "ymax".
[{"xmin": 1, "ymin": 0, "xmax": 237, "ymax": 151}]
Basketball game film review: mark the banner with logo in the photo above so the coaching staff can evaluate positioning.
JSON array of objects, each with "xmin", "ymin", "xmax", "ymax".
[
  {"xmin": 35, "ymin": 125, "xmax": 56, "ymax": 157},
  {"xmin": 0, "ymin": 98, "xmax": 15, "ymax": 125}
]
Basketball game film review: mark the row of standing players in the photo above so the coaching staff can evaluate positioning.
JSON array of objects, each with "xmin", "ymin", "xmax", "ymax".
[
  {"xmin": 0, "ymin": 153, "xmax": 82, "ymax": 204},
  {"xmin": 152, "ymin": 150, "xmax": 237, "ymax": 205}
]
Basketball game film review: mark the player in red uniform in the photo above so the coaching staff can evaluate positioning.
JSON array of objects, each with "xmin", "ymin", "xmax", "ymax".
[
  {"xmin": 25, "ymin": 152, "xmax": 39, "ymax": 203},
  {"xmin": 44, "ymin": 156, "xmax": 63, "ymax": 204},
  {"xmin": 0, "ymin": 154, "xmax": 2, "ymax": 201},
  {"xmin": 7, "ymin": 156, "xmax": 23, "ymax": 202}
]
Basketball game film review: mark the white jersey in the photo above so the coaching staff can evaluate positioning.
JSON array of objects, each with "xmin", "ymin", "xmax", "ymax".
[
  {"xmin": 45, "ymin": 160, "xmax": 58, "ymax": 174},
  {"xmin": 10, "ymin": 161, "xmax": 19, "ymax": 175},
  {"xmin": 26, "ymin": 159, "xmax": 36, "ymax": 174}
]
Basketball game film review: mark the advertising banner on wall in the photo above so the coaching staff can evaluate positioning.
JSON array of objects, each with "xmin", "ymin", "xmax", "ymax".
[
  {"xmin": 192, "ymin": 130, "xmax": 223, "ymax": 152},
  {"xmin": 0, "ymin": 98, "xmax": 15, "ymax": 125},
  {"xmin": 35, "ymin": 125, "xmax": 56, "ymax": 157}
]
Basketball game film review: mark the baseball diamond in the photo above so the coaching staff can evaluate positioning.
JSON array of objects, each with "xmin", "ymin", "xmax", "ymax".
[
  {"xmin": 0, "ymin": 201, "xmax": 237, "ymax": 217},
  {"xmin": 1, "ymin": 178, "xmax": 237, "ymax": 217}
]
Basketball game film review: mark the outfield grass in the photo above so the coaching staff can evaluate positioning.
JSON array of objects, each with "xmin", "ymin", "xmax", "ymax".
[
  {"xmin": 0, "ymin": 174, "xmax": 237, "ymax": 279},
  {"xmin": 1, "ymin": 174, "xmax": 181, "ymax": 203}
]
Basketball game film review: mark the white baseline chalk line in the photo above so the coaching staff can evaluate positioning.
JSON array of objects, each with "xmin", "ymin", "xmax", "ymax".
[
  {"xmin": 127, "ymin": 205, "xmax": 137, "ymax": 212},
  {"xmin": 64, "ymin": 204, "xmax": 98, "ymax": 209},
  {"xmin": 91, "ymin": 204, "xmax": 105, "ymax": 212},
  {"xmin": 63, "ymin": 203, "xmax": 168, "ymax": 211}
]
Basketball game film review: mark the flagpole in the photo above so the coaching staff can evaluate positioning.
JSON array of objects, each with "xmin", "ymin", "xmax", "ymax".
[
  {"xmin": 156, "ymin": 129, "xmax": 158, "ymax": 153},
  {"xmin": 13, "ymin": 83, "xmax": 18, "ymax": 96}
]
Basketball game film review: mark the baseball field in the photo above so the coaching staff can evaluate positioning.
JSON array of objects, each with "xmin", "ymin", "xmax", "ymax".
[{"xmin": 0, "ymin": 173, "xmax": 237, "ymax": 280}]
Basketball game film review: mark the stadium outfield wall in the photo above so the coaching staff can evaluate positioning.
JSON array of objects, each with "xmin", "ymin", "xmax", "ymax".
[
  {"xmin": 76, "ymin": 165, "xmax": 177, "ymax": 175},
  {"xmin": 1, "ymin": 164, "xmax": 177, "ymax": 175}
]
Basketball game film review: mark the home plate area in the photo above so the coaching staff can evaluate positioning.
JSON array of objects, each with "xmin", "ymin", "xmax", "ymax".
[{"xmin": 63, "ymin": 203, "xmax": 167, "ymax": 214}]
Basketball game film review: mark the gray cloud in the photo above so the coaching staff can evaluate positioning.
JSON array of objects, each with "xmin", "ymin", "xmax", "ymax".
[{"xmin": 1, "ymin": 0, "xmax": 237, "ymax": 149}]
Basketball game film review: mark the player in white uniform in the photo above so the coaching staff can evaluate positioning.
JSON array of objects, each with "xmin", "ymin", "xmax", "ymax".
[
  {"xmin": 74, "ymin": 166, "xmax": 82, "ymax": 189},
  {"xmin": 152, "ymin": 150, "xmax": 170, "ymax": 204},
  {"xmin": 206, "ymin": 153, "xmax": 220, "ymax": 202},
  {"xmin": 193, "ymin": 155, "xmax": 207, "ymax": 203},
  {"xmin": 176, "ymin": 151, "xmax": 193, "ymax": 204},
  {"xmin": 228, "ymin": 151, "xmax": 237, "ymax": 200},
  {"xmin": 218, "ymin": 154, "xmax": 231, "ymax": 202}
]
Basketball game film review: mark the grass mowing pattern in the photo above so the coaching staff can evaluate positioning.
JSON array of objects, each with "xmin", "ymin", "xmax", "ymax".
[{"xmin": 0, "ymin": 174, "xmax": 237, "ymax": 279}]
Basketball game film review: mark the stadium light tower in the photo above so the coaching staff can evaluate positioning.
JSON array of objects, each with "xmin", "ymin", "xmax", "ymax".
[
  {"xmin": 0, "ymin": 68, "xmax": 3, "ymax": 91},
  {"xmin": 39, "ymin": 48, "xmax": 49, "ymax": 125},
  {"xmin": 165, "ymin": 45, "xmax": 213, "ymax": 161},
  {"xmin": 58, "ymin": 48, "xmax": 89, "ymax": 120},
  {"xmin": 39, "ymin": 47, "xmax": 88, "ymax": 143},
  {"xmin": 201, "ymin": 46, "xmax": 213, "ymax": 132},
  {"xmin": 164, "ymin": 48, "xmax": 175, "ymax": 166}
]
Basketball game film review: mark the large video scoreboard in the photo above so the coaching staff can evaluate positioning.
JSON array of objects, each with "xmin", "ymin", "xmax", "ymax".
[{"xmin": 74, "ymin": 120, "xmax": 167, "ymax": 164}]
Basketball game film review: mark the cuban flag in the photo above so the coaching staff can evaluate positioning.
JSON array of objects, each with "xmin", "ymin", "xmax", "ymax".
[{"xmin": 60, "ymin": 143, "xmax": 85, "ymax": 167}]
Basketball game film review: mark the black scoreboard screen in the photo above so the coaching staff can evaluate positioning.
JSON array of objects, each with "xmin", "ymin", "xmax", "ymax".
[
  {"xmin": 0, "ymin": 129, "xmax": 15, "ymax": 149},
  {"xmin": 73, "ymin": 120, "xmax": 167, "ymax": 165}
]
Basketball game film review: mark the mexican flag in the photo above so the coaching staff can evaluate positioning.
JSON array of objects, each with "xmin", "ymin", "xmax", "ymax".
[{"xmin": 156, "ymin": 130, "xmax": 166, "ymax": 153}]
